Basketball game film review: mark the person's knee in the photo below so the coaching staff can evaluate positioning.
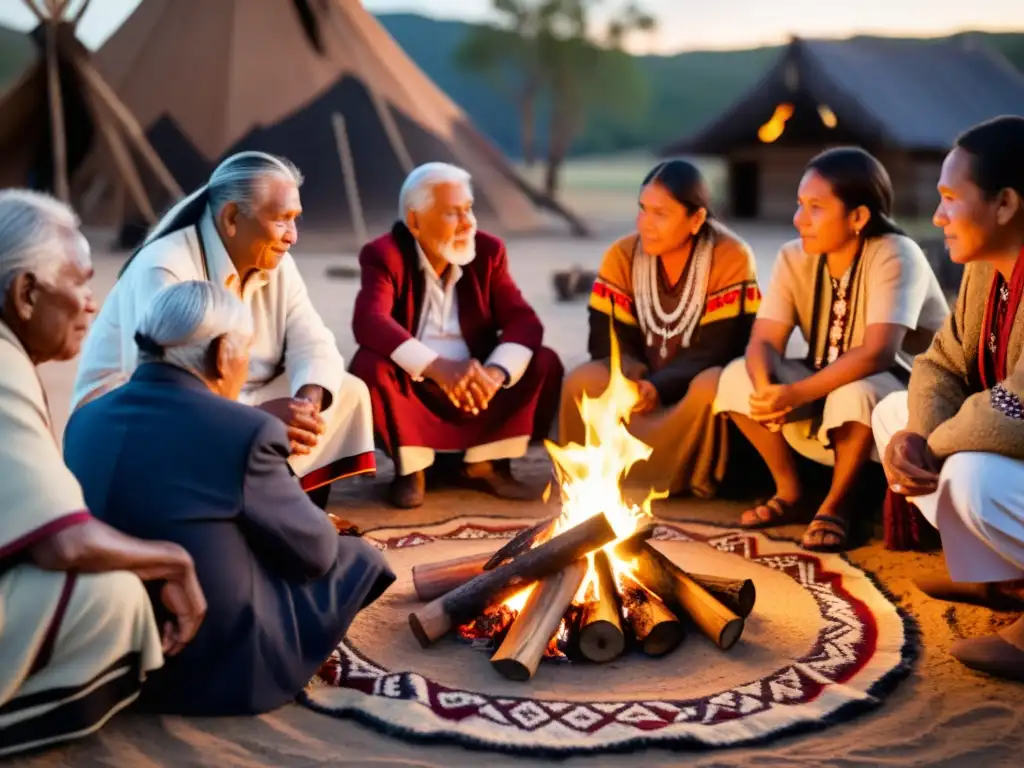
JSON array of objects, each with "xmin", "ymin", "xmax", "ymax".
[
  {"xmin": 687, "ymin": 366, "xmax": 722, "ymax": 403},
  {"xmin": 940, "ymin": 453, "xmax": 1000, "ymax": 525},
  {"xmin": 533, "ymin": 346, "xmax": 565, "ymax": 384},
  {"xmin": 563, "ymin": 360, "xmax": 610, "ymax": 401},
  {"xmin": 714, "ymin": 356, "xmax": 752, "ymax": 413},
  {"xmin": 72, "ymin": 571, "xmax": 154, "ymax": 642},
  {"xmin": 826, "ymin": 378, "xmax": 882, "ymax": 425},
  {"xmin": 871, "ymin": 390, "xmax": 908, "ymax": 436}
]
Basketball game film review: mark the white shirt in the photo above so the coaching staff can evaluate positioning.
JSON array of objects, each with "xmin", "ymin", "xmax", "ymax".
[
  {"xmin": 71, "ymin": 208, "xmax": 345, "ymax": 412},
  {"xmin": 389, "ymin": 243, "xmax": 533, "ymax": 385}
]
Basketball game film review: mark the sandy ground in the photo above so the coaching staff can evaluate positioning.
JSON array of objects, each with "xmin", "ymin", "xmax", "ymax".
[{"xmin": 14, "ymin": 221, "xmax": 1024, "ymax": 767}]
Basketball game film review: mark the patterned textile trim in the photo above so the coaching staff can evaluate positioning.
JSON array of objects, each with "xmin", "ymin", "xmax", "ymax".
[
  {"xmin": 991, "ymin": 384, "xmax": 1024, "ymax": 420},
  {"xmin": 304, "ymin": 517, "xmax": 918, "ymax": 756},
  {"xmin": 700, "ymin": 282, "xmax": 762, "ymax": 326},
  {"xmin": 588, "ymin": 280, "xmax": 638, "ymax": 326},
  {"xmin": 0, "ymin": 652, "xmax": 143, "ymax": 759},
  {"xmin": 300, "ymin": 451, "xmax": 377, "ymax": 491}
]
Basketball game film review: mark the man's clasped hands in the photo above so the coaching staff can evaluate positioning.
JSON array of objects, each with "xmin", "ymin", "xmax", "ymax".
[{"xmin": 424, "ymin": 357, "xmax": 507, "ymax": 414}]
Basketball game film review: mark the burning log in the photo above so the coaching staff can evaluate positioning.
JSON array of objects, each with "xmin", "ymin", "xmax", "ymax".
[
  {"xmin": 483, "ymin": 518, "xmax": 557, "ymax": 570},
  {"xmin": 578, "ymin": 550, "xmax": 626, "ymax": 663},
  {"xmin": 617, "ymin": 570, "xmax": 685, "ymax": 656},
  {"xmin": 408, "ymin": 512, "xmax": 617, "ymax": 648},
  {"xmin": 685, "ymin": 572, "xmax": 756, "ymax": 618},
  {"xmin": 491, "ymin": 560, "xmax": 588, "ymax": 680},
  {"xmin": 412, "ymin": 551, "xmax": 494, "ymax": 602},
  {"xmin": 456, "ymin": 595, "xmax": 524, "ymax": 650},
  {"xmin": 628, "ymin": 542, "xmax": 745, "ymax": 650}
]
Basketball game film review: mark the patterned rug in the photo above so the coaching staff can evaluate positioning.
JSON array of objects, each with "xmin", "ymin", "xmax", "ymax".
[{"xmin": 302, "ymin": 516, "xmax": 917, "ymax": 756}]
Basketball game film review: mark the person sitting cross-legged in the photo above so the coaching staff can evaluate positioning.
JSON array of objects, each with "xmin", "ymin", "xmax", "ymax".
[
  {"xmin": 349, "ymin": 162, "xmax": 564, "ymax": 509},
  {"xmin": 714, "ymin": 147, "xmax": 947, "ymax": 552},
  {"xmin": 873, "ymin": 115, "xmax": 1024, "ymax": 681},
  {"xmin": 63, "ymin": 281, "xmax": 395, "ymax": 715}
]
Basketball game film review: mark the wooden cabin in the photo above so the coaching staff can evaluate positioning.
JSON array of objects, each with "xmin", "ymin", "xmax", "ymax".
[{"xmin": 660, "ymin": 35, "xmax": 1024, "ymax": 221}]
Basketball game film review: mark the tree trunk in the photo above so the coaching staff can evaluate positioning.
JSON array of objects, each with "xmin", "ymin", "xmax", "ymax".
[
  {"xmin": 519, "ymin": 91, "xmax": 537, "ymax": 168},
  {"xmin": 544, "ymin": 99, "xmax": 577, "ymax": 199}
]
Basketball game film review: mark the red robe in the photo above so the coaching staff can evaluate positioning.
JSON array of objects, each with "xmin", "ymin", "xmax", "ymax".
[{"xmin": 349, "ymin": 223, "xmax": 563, "ymax": 468}]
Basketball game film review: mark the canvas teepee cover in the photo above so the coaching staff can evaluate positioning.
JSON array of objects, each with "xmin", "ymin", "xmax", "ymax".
[
  {"xmin": 0, "ymin": 0, "xmax": 181, "ymax": 226},
  {"xmin": 95, "ymin": 0, "xmax": 585, "ymax": 239}
]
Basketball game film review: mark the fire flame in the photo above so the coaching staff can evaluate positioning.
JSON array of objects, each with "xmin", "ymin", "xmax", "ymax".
[{"xmin": 542, "ymin": 321, "xmax": 668, "ymax": 605}]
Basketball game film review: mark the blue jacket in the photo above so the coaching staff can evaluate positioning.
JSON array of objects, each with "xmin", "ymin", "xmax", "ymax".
[{"xmin": 64, "ymin": 363, "xmax": 393, "ymax": 715}]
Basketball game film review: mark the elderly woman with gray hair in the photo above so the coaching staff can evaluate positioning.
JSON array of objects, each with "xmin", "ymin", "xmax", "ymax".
[
  {"xmin": 63, "ymin": 280, "xmax": 394, "ymax": 715},
  {"xmin": 71, "ymin": 151, "xmax": 376, "ymax": 508},
  {"xmin": 0, "ymin": 190, "xmax": 205, "ymax": 758}
]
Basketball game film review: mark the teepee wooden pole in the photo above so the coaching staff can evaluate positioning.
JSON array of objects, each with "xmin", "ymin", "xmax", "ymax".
[
  {"xmin": 79, "ymin": 81, "xmax": 156, "ymax": 224},
  {"xmin": 43, "ymin": 19, "xmax": 70, "ymax": 202},
  {"xmin": 71, "ymin": 0, "xmax": 93, "ymax": 25},
  {"xmin": 331, "ymin": 112, "xmax": 368, "ymax": 246},
  {"xmin": 71, "ymin": 53, "xmax": 182, "ymax": 199},
  {"xmin": 21, "ymin": 0, "xmax": 46, "ymax": 23}
]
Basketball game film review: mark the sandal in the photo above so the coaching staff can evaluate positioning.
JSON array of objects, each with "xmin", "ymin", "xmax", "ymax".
[
  {"xmin": 739, "ymin": 496, "xmax": 805, "ymax": 529},
  {"xmin": 801, "ymin": 513, "xmax": 850, "ymax": 552}
]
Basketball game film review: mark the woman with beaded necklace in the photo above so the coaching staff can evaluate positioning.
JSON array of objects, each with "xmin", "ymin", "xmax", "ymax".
[
  {"xmin": 714, "ymin": 147, "xmax": 948, "ymax": 552},
  {"xmin": 558, "ymin": 160, "xmax": 761, "ymax": 498}
]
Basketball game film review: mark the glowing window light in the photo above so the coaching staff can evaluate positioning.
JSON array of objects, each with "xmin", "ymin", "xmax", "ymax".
[
  {"xmin": 757, "ymin": 103, "xmax": 794, "ymax": 143},
  {"xmin": 818, "ymin": 105, "xmax": 838, "ymax": 128}
]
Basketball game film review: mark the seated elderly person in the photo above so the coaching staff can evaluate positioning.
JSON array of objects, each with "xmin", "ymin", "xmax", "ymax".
[
  {"xmin": 63, "ymin": 280, "xmax": 395, "ymax": 715},
  {"xmin": 0, "ymin": 190, "xmax": 205, "ymax": 758},
  {"xmin": 349, "ymin": 162, "xmax": 564, "ymax": 509},
  {"xmin": 71, "ymin": 151, "xmax": 374, "ymax": 507},
  {"xmin": 874, "ymin": 116, "xmax": 1024, "ymax": 681}
]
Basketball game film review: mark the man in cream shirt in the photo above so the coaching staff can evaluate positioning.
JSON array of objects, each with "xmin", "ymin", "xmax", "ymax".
[{"xmin": 72, "ymin": 152, "xmax": 374, "ymax": 504}]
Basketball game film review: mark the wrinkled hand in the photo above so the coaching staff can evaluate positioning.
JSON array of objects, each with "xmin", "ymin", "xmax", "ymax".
[
  {"xmin": 632, "ymin": 380, "xmax": 659, "ymax": 415},
  {"xmin": 424, "ymin": 357, "xmax": 478, "ymax": 410},
  {"xmin": 883, "ymin": 430, "xmax": 940, "ymax": 497},
  {"xmin": 462, "ymin": 364, "xmax": 506, "ymax": 414},
  {"xmin": 257, "ymin": 397, "xmax": 325, "ymax": 455},
  {"xmin": 749, "ymin": 383, "xmax": 801, "ymax": 428},
  {"xmin": 158, "ymin": 560, "xmax": 206, "ymax": 657}
]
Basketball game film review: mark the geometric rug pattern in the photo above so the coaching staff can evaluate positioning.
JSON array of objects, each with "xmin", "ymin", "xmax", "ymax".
[{"xmin": 302, "ymin": 518, "xmax": 917, "ymax": 755}]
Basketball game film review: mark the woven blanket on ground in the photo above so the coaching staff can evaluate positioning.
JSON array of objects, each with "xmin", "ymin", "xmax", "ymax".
[{"xmin": 302, "ymin": 516, "xmax": 917, "ymax": 756}]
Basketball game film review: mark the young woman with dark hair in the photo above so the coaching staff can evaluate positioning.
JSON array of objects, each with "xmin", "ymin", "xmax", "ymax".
[
  {"xmin": 873, "ymin": 115, "xmax": 1024, "ymax": 680},
  {"xmin": 558, "ymin": 159, "xmax": 762, "ymax": 498},
  {"xmin": 715, "ymin": 146, "xmax": 948, "ymax": 551}
]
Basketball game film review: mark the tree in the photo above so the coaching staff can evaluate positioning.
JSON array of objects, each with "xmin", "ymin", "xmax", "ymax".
[
  {"xmin": 455, "ymin": 1, "xmax": 656, "ymax": 196},
  {"xmin": 454, "ymin": 1, "xmax": 561, "ymax": 167},
  {"xmin": 539, "ymin": 1, "xmax": 656, "ymax": 196}
]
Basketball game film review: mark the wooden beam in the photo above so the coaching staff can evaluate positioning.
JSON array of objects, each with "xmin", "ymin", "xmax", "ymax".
[
  {"xmin": 21, "ymin": 0, "xmax": 46, "ymax": 24},
  {"xmin": 79, "ymin": 82, "xmax": 156, "ymax": 224},
  {"xmin": 71, "ymin": 52, "xmax": 182, "ymax": 199},
  {"xmin": 330, "ymin": 113, "xmax": 368, "ymax": 246},
  {"xmin": 44, "ymin": 20, "xmax": 69, "ymax": 202},
  {"xmin": 71, "ymin": 0, "xmax": 94, "ymax": 25}
]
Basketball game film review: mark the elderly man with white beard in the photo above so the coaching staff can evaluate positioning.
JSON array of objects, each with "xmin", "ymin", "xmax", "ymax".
[{"xmin": 349, "ymin": 163, "xmax": 563, "ymax": 508}]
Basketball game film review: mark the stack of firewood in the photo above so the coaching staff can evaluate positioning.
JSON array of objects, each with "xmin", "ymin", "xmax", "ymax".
[{"xmin": 408, "ymin": 514, "xmax": 756, "ymax": 681}]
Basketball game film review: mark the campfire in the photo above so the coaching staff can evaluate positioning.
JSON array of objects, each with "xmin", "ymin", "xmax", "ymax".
[{"xmin": 408, "ymin": 334, "xmax": 756, "ymax": 681}]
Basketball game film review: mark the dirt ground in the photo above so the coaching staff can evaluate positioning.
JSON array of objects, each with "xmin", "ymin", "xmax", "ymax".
[{"xmin": 15, "ymin": 220, "xmax": 1024, "ymax": 767}]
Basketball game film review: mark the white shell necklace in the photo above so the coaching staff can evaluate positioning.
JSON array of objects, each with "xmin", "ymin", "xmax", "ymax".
[{"xmin": 632, "ymin": 232, "xmax": 713, "ymax": 358}]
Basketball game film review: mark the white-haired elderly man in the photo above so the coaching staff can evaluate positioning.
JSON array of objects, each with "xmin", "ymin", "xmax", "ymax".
[
  {"xmin": 71, "ymin": 151, "xmax": 375, "ymax": 506},
  {"xmin": 63, "ymin": 281, "xmax": 394, "ymax": 715},
  {"xmin": 349, "ymin": 162, "xmax": 563, "ymax": 508},
  {"xmin": 0, "ymin": 190, "xmax": 206, "ymax": 758}
]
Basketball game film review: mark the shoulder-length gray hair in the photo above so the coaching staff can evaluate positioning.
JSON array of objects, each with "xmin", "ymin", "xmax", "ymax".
[
  {"xmin": 135, "ymin": 281, "xmax": 253, "ymax": 375},
  {"xmin": 0, "ymin": 189, "xmax": 89, "ymax": 296},
  {"xmin": 141, "ymin": 151, "xmax": 304, "ymax": 247}
]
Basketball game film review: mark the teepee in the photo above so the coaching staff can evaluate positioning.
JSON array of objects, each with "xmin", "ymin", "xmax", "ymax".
[
  {"xmin": 0, "ymin": 0, "xmax": 181, "ymax": 226},
  {"xmin": 95, "ymin": 0, "xmax": 586, "ymax": 240}
]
